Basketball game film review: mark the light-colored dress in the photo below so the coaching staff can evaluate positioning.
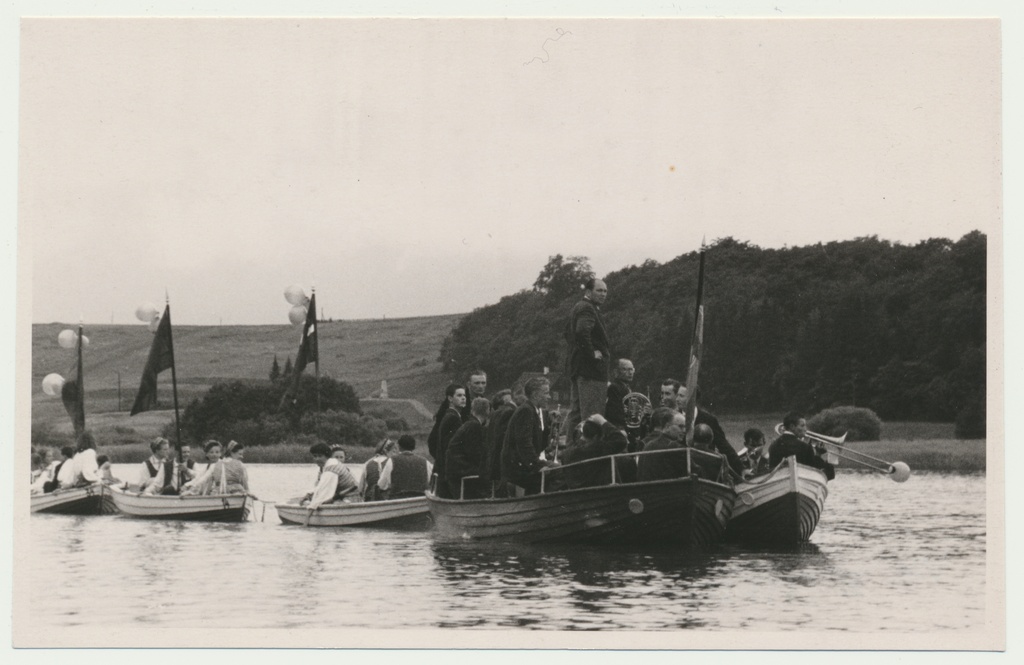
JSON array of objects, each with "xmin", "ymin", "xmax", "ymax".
[
  {"xmin": 219, "ymin": 457, "xmax": 249, "ymax": 494},
  {"xmin": 69, "ymin": 449, "xmax": 100, "ymax": 487}
]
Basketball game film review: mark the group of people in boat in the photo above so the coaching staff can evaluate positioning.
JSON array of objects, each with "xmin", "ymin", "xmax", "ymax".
[
  {"xmin": 299, "ymin": 435, "xmax": 433, "ymax": 508},
  {"xmin": 30, "ymin": 431, "xmax": 123, "ymax": 493},
  {"xmin": 420, "ymin": 277, "xmax": 836, "ymax": 499}
]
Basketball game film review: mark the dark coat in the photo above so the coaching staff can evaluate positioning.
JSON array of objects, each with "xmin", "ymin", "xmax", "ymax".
[
  {"xmin": 565, "ymin": 297, "xmax": 610, "ymax": 381},
  {"xmin": 445, "ymin": 419, "xmax": 487, "ymax": 483},
  {"xmin": 434, "ymin": 407, "xmax": 463, "ymax": 480},
  {"xmin": 769, "ymin": 432, "xmax": 836, "ymax": 480},
  {"xmin": 484, "ymin": 403, "xmax": 516, "ymax": 482},
  {"xmin": 636, "ymin": 431, "xmax": 688, "ymax": 482},
  {"xmin": 695, "ymin": 408, "xmax": 745, "ymax": 477},
  {"xmin": 500, "ymin": 400, "xmax": 547, "ymax": 487},
  {"xmin": 604, "ymin": 380, "xmax": 631, "ymax": 429},
  {"xmin": 561, "ymin": 421, "xmax": 632, "ymax": 488}
]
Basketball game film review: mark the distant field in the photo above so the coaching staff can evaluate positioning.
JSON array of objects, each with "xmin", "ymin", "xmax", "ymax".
[{"xmin": 31, "ymin": 315, "xmax": 462, "ymax": 425}]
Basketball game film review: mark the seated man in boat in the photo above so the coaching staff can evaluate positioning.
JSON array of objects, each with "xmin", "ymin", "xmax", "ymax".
[
  {"xmin": 560, "ymin": 413, "xmax": 633, "ymax": 489},
  {"xmin": 636, "ymin": 408, "xmax": 689, "ymax": 482},
  {"xmin": 500, "ymin": 377, "xmax": 558, "ymax": 495},
  {"xmin": 360, "ymin": 438, "xmax": 397, "ymax": 502},
  {"xmin": 377, "ymin": 434, "xmax": 433, "ymax": 499},
  {"xmin": 740, "ymin": 428, "xmax": 771, "ymax": 477},
  {"xmin": 605, "ymin": 358, "xmax": 650, "ymax": 453},
  {"xmin": 768, "ymin": 412, "xmax": 836, "ymax": 481},
  {"xmin": 302, "ymin": 442, "xmax": 359, "ymax": 508},
  {"xmin": 688, "ymin": 423, "xmax": 725, "ymax": 481},
  {"xmin": 139, "ymin": 439, "xmax": 197, "ymax": 495},
  {"xmin": 137, "ymin": 437, "xmax": 171, "ymax": 493},
  {"xmin": 445, "ymin": 397, "xmax": 491, "ymax": 499}
]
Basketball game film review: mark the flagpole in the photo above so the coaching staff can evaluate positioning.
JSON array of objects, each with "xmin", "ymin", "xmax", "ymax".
[
  {"xmin": 165, "ymin": 297, "xmax": 183, "ymax": 461},
  {"xmin": 683, "ymin": 247, "xmax": 706, "ymax": 446},
  {"xmin": 76, "ymin": 320, "xmax": 85, "ymax": 437},
  {"xmin": 312, "ymin": 289, "xmax": 321, "ymax": 419}
]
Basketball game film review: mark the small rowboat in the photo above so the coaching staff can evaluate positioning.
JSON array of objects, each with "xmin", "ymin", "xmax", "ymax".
[
  {"xmin": 107, "ymin": 485, "xmax": 250, "ymax": 522},
  {"xmin": 30, "ymin": 483, "xmax": 118, "ymax": 515},
  {"xmin": 275, "ymin": 495, "xmax": 430, "ymax": 528},
  {"xmin": 725, "ymin": 455, "xmax": 829, "ymax": 544},
  {"xmin": 427, "ymin": 448, "xmax": 735, "ymax": 547}
]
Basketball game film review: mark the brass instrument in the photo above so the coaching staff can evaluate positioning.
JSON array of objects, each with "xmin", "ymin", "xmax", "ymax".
[
  {"xmin": 772, "ymin": 423, "xmax": 911, "ymax": 482},
  {"xmin": 622, "ymin": 392, "xmax": 652, "ymax": 429}
]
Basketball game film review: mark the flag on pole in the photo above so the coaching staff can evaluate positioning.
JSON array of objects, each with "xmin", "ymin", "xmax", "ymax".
[
  {"xmin": 682, "ymin": 303, "xmax": 703, "ymax": 445},
  {"xmin": 281, "ymin": 292, "xmax": 318, "ymax": 407},
  {"xmin": 61, "ymin": 328, "xmax": 86, "ymax": 435},
  {"xmin": 131, "ymin": 305, "xmax": 174, "ymax": 415}
]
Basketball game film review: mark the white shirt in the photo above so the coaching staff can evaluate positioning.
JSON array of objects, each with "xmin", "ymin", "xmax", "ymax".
[
  {"xmin": 307, "ymin": 458, "xmax": 357, "ymax": 509},
  {"xmin": 56, "ymin": 456, "xmax": 77, "ymax": 488},
  {"xmin": 69, "ymin": 448, "xmax": 100, "ymax": 486}
]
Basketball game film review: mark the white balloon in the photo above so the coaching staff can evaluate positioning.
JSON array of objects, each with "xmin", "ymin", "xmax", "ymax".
[
  {"xmin": 284, "ymin": 284, "xmax": 307, "ymax": 306},
  {"xmin": 42, "ymin": 373, "xmax": 65, "ymax": 397},
  {"xmin": 80, "ymin": 335, "xmax": 90, "ymax": 348},
  {"xmin": 149, "ymin": 316, "xmax": 161, "ymax": 333},
  {"xmin": 288, "ymin": 305, "xmax": 307, "ymax": 326},
  {"xmin": 136, "ymin": 303, "xmax": 159, "ymax": 322},
  {"xmin": 58, "ymin": 329, "xmax": 77, "ymax": 349}
]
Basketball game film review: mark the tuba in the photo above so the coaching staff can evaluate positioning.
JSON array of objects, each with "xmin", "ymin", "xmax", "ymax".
[{"xmin": 622, "ymin": 392, "xmax": 652, "ymax": 428}]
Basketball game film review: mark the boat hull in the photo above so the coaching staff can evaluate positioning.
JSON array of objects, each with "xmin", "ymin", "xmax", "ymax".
[
  {"xmin": 726, "ymin": 456, "xmax": 828, "ymax": 544},
  {"xmin": 31, "ymin": 484, "xmax": 118, "ymax": 515},
  {"xmin": 276, "ymin": 496, "xmax": 430, "ymax": 528},
  {"xmin": 428, "ymin": 477, "xmax": 734, "ymax": 547},
  {"xmin": 109, "ymin": 486, "xmax": 249, "ymax": 522}
]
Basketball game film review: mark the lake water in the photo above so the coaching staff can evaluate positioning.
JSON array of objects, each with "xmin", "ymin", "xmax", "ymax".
[{"xmin": 20, "ymin": 464, "xmax": 990, "ymax": 648}]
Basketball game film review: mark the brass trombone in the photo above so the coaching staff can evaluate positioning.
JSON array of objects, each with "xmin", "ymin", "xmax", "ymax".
[{"xmin": 773, "ymin": 423, "xmax": 911, "ymax": 482}]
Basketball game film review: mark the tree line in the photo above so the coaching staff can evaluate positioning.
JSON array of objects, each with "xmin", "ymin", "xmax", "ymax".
[{"xmin": 438, "ymin": 233, "xmax": 986, "ymax": 436}]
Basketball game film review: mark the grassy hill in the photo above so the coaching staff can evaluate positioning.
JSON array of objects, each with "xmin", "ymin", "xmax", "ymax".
[{"xmin": 31, "ymin": 314, "xmax": 463, "ymax": 433}]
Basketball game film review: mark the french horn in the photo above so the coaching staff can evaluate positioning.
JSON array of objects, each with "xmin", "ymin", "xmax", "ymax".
[{"xmin": 622, "ymin": 392, "xmax": 652, "ymax": 428}]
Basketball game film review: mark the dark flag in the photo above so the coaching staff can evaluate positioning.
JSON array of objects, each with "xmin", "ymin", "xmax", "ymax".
[
  {"xmin": 131, "ymin": 305, "xmax": 174, "ymax": 415},
  {"xmin": 61, "ymin": 327, "xmax": 86, "ymax": 436},
  {"xmin": 281, "ymin": 292, "xmax": 318, "ymax": 408}
]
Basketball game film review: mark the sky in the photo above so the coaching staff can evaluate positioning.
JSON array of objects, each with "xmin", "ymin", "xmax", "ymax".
[{"xmin": 14, "ymin": 10, "xmax": 1002, "ymax": 325}]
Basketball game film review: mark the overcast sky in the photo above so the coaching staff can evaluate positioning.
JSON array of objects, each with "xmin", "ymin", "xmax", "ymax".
[{"xmin": 19, "ymin": 16, "xmax": 1000, "ymax": 325}]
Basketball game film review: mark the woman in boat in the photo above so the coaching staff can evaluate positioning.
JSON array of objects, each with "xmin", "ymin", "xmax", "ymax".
[
  {"xmin": 69, "ymin": 431, "xmax": 101, "ymax": 487},
  {"xmin": 32, "ymin": 445, "xmax": 75, "ymax": 494},
  {"xmin": 181, "ymin": 440, "xmax": 225, "ymax": 495},
  {"xmin": 219, "ymin": 440, "xmax": 250, "ymax": 494},
  {"xmin": 360, "ymin": 437, "xmax": 397, "ymax": 502}
]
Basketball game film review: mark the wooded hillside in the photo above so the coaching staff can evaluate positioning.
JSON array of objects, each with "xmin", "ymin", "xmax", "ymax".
[{"xmin": 439, "ymin": 233, "xmax": 986, "ymax": 434}]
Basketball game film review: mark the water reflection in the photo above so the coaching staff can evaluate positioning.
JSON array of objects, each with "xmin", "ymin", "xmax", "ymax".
[{"xmin": 430, "ymin": 541, "xmax": 731, "ymax": 630}]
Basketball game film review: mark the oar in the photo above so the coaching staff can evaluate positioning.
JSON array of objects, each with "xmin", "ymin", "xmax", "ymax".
[{"xmin": 821, "ymin": 442, "xmax": 911, "ymax": 482}]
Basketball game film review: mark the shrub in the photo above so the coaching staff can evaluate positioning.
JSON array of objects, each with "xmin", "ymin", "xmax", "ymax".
[
  {"xmin": 298, "ymin": 410, "xmax": 386, "ymax": 448},
  {"xmin": 808, "ymin": 406, "xmax": 882, "ymax": 441}
]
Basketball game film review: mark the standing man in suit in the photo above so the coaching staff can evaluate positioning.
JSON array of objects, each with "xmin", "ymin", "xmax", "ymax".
[
  {"xmin": 562, "ymin": 278, "xmax": 611, "ymax": 444},
  {"xmin": 501, "ymin": 377, "xmax": 556, "ymax": 494}
]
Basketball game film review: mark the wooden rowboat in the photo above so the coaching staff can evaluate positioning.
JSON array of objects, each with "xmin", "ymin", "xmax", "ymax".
[
  {"xmin": 30, "ymin": 483, "xmax": 118, "ymax": 515},
  {"xmin": 108, "ymin": 485, "xmax": 250, "ymax": 522},
  {"xmin": 725, "ymin": 455, "xmax": 829, "ymax": 544},
  {"xmin": 275, "ymin": 495, "xmax": 430, "ymax": 528},
  {"xmin": 427, "ymin": 448, "xmax": 735, "ymax": 547}
]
